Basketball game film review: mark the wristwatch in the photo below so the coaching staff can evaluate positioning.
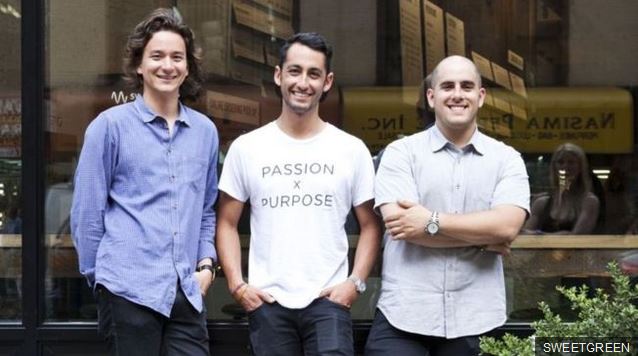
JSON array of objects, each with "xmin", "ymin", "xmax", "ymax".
[
  {"xmin": 197, "ymin": 261, "xmax": 220, "ymax": 280},
  {"xmin": 425, "ymin": 211, "xmax": 440, "ymax": 235},
  {"xmin": 347, "ymin": 275, "xmax": 367, "ymax": 293}
]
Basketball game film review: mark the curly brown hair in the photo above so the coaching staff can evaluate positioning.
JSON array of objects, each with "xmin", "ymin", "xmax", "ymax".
[{"xmin": 123, "ymin": 8, "xmax": 204, "ymax": 101}]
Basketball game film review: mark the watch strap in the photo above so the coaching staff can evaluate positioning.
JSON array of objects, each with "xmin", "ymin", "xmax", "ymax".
[
  {"xmin": 196, "ymin": 264, "xmax": 219, "ymax": 280},
  {"xmin": 431, "ymin": 211, "xmax": 439, "ymax": 224},
  {"xmin": 347, "ymin": 275, "xmax": 365, "ymax": 293},
  {"xmin": 426, "ymin": 211, "xmax": 440, "ymax": 235}
]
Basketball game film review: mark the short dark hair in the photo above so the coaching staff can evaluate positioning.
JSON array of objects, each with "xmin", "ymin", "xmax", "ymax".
[
  {"xmin": 123, "ymin": 8, "xmax": 204, "ymax": 101},
  {"xmin": 278, "ymin": 32, "xmax": 333, "ymax": 102},
  {"xmin": 279, "ymin": 32, "xmax": 333, "ymax": 74}
]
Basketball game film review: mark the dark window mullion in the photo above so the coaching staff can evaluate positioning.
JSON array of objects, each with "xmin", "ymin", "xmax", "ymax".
[{"xmin": 21, "ymin": 0, "xmax": 46, "ymax": 353}]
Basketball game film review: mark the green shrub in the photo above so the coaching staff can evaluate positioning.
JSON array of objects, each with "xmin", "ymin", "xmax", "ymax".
[{"xmin": 480, "ymin": 261, "xmax": 638, "ymax": 355}]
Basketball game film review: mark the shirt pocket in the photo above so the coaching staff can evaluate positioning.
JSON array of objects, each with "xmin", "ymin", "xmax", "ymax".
[
  {"xmin": 465, "ymin": 176, "xmax": 496, "ymax": 210},
  {"xmin": 181, "ymin": 157, "xmax": 208, "ymax": 192}
]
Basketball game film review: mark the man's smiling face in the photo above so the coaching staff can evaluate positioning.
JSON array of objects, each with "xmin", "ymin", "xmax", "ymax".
[
  {"xmin": 427, "ymin": 56, "xmax": 485, "ymax": 132},
  {"xmin": 137, "ymin": 30, "xmax": 188, "ymax": 99},
  {"xmin": 274, "ymin": 43, "xmax": 334, "ymax": 116}
]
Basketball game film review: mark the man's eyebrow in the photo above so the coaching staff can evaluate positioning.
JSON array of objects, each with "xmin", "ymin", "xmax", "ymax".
[
  {"xmin": 284, "ymin": 64, "xmax": 324, "ymax": 74},
  {"xmin": 437, "ymin": 80, "xmax": 477, "ymax": 87}
]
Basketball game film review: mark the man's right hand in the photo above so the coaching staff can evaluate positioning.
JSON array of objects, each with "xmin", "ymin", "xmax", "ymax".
[{"xmin": 233, "ymin": 284, "xmax": 275, "ymax": 312}]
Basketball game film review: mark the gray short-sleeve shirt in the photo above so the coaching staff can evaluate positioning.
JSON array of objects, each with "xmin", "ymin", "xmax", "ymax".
[{"xmin": 374, "ymin": 125, "xmax": 530, "ymax": 338}]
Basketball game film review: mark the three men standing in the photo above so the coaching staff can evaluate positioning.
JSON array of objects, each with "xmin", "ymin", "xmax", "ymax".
[
  {"xmin": 365, "ymin": 55, "xmax": 529, "ymax": 355},
  {"xmin": 216, "ymin": 33, "xmax": 380, "ymax": 356},
  {"xmin": 71, "ymin": 8, "xmax": 218, "ymax": 355},
  {"xmin": 72, "ymin": 11, "xmax": 528, "ymax": 353}
]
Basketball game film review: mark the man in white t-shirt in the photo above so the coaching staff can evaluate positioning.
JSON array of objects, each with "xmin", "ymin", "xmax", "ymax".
[{"xmin": 216, "ymin": 32, "xmax": 380, "ymax": 356}]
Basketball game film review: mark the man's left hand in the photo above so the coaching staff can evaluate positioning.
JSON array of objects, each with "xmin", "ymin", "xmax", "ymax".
[
  {"xmin": 384, "ymin": 200, "xmax": 431, "ymax": 241},
  {"xmin": 194, "ymin": 270, "xmax": 214, "ymax": 296},
  {"xmin": 485, "ymin": 242, "xmax": 512, "ymax": 256},
  {"xmin": 319, "ymin": 280, "xmax": 358, "ymax": 309}
]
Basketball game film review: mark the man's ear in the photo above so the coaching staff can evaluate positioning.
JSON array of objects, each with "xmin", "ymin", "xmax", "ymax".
[
  {"xmin": 323, "ymin": 72, "xmax": 334, "ymax": 92},
  {"xmin": 478, "ymin": 87, "xmax": 486, "ymax": 108},
  {"xmin": 426, "ymin": 88, "xmax": 435, "ymax": 109},
  {"xmin": 274, "ymin": 65, "xmax": 282, "ymax": 86}
]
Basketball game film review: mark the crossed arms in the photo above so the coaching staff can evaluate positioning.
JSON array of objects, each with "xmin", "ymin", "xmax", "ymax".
[{"xmin": 380, "ymin": 200, "xmax": 526, "ymax": 253}]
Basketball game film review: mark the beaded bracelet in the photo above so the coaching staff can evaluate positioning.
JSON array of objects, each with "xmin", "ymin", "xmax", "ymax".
[
  {"xmin": 237, "ymin": 285, "xmax": 249, "ymax": 301},
  {"xmin": 231, "ymin": 282, "xmax": 247, "ymax": 296}
]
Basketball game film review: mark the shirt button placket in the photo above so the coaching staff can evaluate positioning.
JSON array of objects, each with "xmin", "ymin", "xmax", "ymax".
[{"xmin": 444, "ymin": 290, "xmax": 453, "ymax": 335}]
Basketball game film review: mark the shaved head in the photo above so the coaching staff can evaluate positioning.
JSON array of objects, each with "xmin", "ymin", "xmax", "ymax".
[{"xmin": 430, "ymin": 55, "xmax": 482, "ymax": 88}]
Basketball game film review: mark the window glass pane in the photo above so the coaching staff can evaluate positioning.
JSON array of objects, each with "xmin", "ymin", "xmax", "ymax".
[
  {"xmin": 0, "ymin": 0, "xmax": 22, "ymax": 322},
  {"xmin": 44, "ymin": 0, "xmax": 171, "ymax": 321},
  {"xmin": 46, "ymin": 0, "xmax": 638, "ymax": 329}
]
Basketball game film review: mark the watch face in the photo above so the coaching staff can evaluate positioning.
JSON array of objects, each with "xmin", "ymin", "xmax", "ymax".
[
  {"xmin": 356, "ymin": 280, "xmax": 367, "ymax": 293},
  {"xmin": 427, "ymin": 222, "xmax": 439, "ymax": 235}
]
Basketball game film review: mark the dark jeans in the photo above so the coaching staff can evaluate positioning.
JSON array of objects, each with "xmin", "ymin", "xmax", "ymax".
[
  {"xmin": 95, "ymin": 284, "xmax": 209, "ymax": 356},
  {"xmin": 249, "ymin": 298, "xmax": 354, "ymax": 356},
  {"xmin": 365, "ymin": 310, "xmax": 480, "ymax": 356}
]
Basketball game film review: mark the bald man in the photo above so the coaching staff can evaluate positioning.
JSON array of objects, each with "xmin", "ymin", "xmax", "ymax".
[{"xmin": 365, "ymin": 56, "xmax": 530, "ymax": 355}]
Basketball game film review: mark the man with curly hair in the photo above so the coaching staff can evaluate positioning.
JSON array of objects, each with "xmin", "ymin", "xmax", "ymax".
[{"xmin": 71, "ymin": 8, "xmax": 218, "ymax": 355}]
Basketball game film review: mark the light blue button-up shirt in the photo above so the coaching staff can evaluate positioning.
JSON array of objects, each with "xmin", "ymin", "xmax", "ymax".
[
  {"xmin": 374, "ymin": 125, "xmax": 530, "ymax": 338},
  {"xmin": 71, "ymin": 95, "xmax": 219, "ymax": 316}
]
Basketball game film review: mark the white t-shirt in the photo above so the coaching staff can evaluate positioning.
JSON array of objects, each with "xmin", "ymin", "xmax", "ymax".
[{"xmin": 219, "ymin": 121, "xmax": 374, "ymax": 308}]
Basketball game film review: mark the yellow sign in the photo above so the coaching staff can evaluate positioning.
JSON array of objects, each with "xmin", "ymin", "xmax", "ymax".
[
  {"xmin": 479, "ymin": 87, "xmax": 633, "ymax": 153},
  {"xmin": 344, "ymin": 86, "xmax": 633, "ymax": 154},
  {"xmin": 343, "ymin": 87, "xmax": 423, "ymax": 153}
]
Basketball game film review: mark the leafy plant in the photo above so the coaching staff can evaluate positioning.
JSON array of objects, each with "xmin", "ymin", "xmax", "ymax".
[{"xmin": 480, "ymin": 261, "xmax": 638, "ymax": 355}]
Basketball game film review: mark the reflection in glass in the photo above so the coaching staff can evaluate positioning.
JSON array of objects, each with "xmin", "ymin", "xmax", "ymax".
[
  {"xmin": 523, "ymin": 143, "xmax": 600, "ymax": 235},
  {"xmin": 44, "ymin": 0, "xmax": 170, "ymax": 321},
  {"xmin": 0, "ymin": 0, "xmax": 22, "ymax": 322},
  {"xmin": 37, "ymin": 0, "xmax": 638, "ymax": 329}
]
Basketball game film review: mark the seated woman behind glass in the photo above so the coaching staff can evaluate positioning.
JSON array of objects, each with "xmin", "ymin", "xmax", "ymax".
[{"xmin": 524, "ymin": 143, "xmax": 600, "ymax": 234}]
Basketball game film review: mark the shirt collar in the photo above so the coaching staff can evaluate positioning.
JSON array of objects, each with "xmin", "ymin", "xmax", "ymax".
[
  {"xmin": 429, "ymin": 124, "xmax": 448, "ymax": 152},
  {"xmin": 134, "ymin": 94, "xmax": 191, "ymax": 127},
  {"xmin": 467, "ymin": 128, "xmax": 485, "ymax": 155},
  {"xmin": 430, "ymin": 123, "xmax": 485, "ymax": 155}
]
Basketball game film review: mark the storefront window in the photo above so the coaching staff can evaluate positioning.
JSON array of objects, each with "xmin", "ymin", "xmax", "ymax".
[
  {"xmin": 44, "ymin": 0, "xmax": 173, "ymax": 321},
  {"xmin": 0, "ymin": 0, "xmax": 22, "ymax": 322},
  {"xmin": 44, "ymin": 0, "xmax": 638, "ymax": 326}
]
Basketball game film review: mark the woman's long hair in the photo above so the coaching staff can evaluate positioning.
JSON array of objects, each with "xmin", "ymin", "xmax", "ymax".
[{"xmin": 548, "ymin": 143, "xmax": 592, "ymax": 225}]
